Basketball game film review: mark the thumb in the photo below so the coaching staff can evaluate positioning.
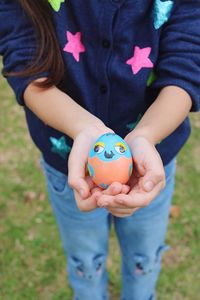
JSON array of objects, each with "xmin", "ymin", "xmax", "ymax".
[
  {"xmin": 69, "ymin": 177, "xmax": 90, "ymax": 199},
  {"xmin": 68, "ymin": 141, "xmax": 90, "ymax": 199}
]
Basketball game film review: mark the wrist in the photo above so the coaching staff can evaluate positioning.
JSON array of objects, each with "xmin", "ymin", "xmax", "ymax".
[
  {"xmin": 125, "ymin": 127, "xmax": 158, "ymax": 147},
  {"xmin": 74, "ymin": 120, "xmax": 114, "ymax": 141}
]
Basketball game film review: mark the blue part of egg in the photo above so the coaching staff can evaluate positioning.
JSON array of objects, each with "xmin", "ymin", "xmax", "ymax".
[
  {"xmin": 100, "ymin": 183, "xmax": 109, "ymax": 189},
  {"xmin": 129, "ymin": 162, "xmax": 133, "ymax": 177},
  {"xmin": 87, "ymin": 162, "xmax": 94, "ymax": 177},
  {"xmin": 89, "ymin": 133, "xmax": 132, "ymax": 161}
]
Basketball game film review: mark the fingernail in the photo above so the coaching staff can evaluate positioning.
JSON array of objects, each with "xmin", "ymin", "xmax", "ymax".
[{"xmin": 144, "ymin": 181, "xmax": 154, "ymax": 192}]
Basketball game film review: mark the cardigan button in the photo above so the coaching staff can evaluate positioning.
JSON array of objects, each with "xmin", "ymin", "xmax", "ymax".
[
  {"xmin": 100, "ymin": 85, "xmax": 107, "ymax": 94},
  {"xmin": 102, "ymin": 39, "xmax": 110, "ymax": 48}
]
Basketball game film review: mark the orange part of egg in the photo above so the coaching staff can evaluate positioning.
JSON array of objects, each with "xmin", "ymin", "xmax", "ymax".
[{"xmin": 88, "ymin": 155, "xmax": 133, "ymax": 187}]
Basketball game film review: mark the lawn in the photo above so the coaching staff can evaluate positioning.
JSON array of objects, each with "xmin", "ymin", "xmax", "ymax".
[{"xmin": 0, "ymin": 71, "xmax": 200, "ymax": 300}]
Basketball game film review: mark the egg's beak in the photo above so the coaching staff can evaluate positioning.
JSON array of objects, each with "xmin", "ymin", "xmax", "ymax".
[{"xmin": 104, "ymin": 150, "xmax": 115, "ymax": 159}]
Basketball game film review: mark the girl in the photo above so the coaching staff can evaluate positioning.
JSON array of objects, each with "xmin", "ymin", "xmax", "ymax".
[{"xmin": 0, "ymin": 0, "xmax": 200, "ymax": 299}]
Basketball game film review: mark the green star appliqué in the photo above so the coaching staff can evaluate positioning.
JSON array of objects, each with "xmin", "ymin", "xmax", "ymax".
[
  {"xmin": 147, "ymin": 70, "xmax": 157, "ymax": 87},
  {"xmin": 126, "ymin": 114, "xmax": 143, "ymax": 131},
  {"xmin": 48, "ymin": 0, "xmax": 65, "ymax": 12},
  {"xmin": 153, "ymin": 0, "xmax": 174, "ymax": 30},
  {"xmin": 50, "ymin": 136, "xmax": 71, "ymax": 159}
]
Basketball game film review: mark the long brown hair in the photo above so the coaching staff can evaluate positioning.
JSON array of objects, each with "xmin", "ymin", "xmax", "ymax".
[{"xmin": 3, "ymin": 0, "xmax": 64, "ymax": 88}]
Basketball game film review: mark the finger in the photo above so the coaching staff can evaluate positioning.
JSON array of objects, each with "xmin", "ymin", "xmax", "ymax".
[
  {"xmin": 109, "ymin": 212, "xmax": 131, "ymax": 218},
  {"xmin": 97, "ymin": 194, "xmax": 114, "ymax": 207},
  {"xmin": 101, "ymin": 182, "xmax": 130, "ymax": 197},
  {"xmin": 121, "ymin": 184, "xmax": 131, "ymax": 194},
  {"xmin": 91, "ymin": 186, "xmax": 103, "ymax": 197},
  {"xmin": 102, "ymin": 182, "xmax": 123, "ymax": 196},
  {"xmin": 85, "ymin": 175, "xmax": 97, "ymax": 190},
  {"xmin": 108, "ymin": 208, "xmax": 138, "ymax": 218},
  {"xmin": 97, "ymin": 183, "xmax": 130, "ymax": 207},
  {"xmin": 97, "ymin": 194, "xmax": 128, "ymax": 208},
  {"xmin": 108, "ymin": 207, "xmax": 138, "ymax": 215},
  {"xmin": 141, "ymin": 171, "xmax": 165, "ymax": 192},
  {"xmin": 74, "ymin": 189, "xmax": 101, "ymax": 212},
  {"xmin": 115, "ymin": 181, "xmax": 165, "ymax": 208}
]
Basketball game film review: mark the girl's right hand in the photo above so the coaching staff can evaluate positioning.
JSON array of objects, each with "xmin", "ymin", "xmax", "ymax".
[{"xmin": 68, "ymin": 124, "xmax": 129, "ymax": 212}]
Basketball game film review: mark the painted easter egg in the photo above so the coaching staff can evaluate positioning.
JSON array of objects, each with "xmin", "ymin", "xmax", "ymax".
[{"xmin": 87, "ymin": 133, "xmax": 133, "ymax": 189}]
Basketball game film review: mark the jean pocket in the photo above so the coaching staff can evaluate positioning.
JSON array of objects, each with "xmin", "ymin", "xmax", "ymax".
[{"xmin": 40, "ymin": 157, "xmax": 69, "ymax": 196}]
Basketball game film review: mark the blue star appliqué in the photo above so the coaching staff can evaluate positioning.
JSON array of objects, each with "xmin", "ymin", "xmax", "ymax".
[
  {"xmin": 126, "ymin": 114, "xmax": 143, "ymax": 131},
  {"xmin": 50, "ymin": 136, "xmax": 71, "ymax": 159},
  {"xmin": 153, "ymin": 0, "xmax": 174, "ymax": 30}
]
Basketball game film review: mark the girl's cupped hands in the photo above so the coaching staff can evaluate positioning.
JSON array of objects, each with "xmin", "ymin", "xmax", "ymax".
[
  {"xmin": 67, "ymin": 125, "xmax": 130, "ymax": 212},
  {"xmin": 97, "ymin": 136, "xmax": 166, "ymax": 217}
]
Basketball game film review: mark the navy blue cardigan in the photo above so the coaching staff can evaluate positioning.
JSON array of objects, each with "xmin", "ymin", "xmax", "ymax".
[{"xmin": 0, "ymin": 0, "xmax": 200, "ymax": 174}]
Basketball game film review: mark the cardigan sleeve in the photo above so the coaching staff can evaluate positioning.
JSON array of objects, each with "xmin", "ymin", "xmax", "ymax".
[
  {"xmin": 152, "ymin": 0, "xmax": 200, "ymax": 112},
  {"xmin": 0, "ymin": 0, "xmax": 49, "ymax": 105}
]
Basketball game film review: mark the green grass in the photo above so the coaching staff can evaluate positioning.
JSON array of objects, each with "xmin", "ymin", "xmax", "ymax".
[{"xmin": 0, "ymin": 71, "xmax": 200, "ymax": 300}]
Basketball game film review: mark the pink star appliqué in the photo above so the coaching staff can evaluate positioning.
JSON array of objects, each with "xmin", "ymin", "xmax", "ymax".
[
  {"xmin": 126, "ymin": 46, "xmax": 153, "ymax": 74},
  {"xmin": 63, "ymin": 31, "xmax": 86, "ymax": 62}
]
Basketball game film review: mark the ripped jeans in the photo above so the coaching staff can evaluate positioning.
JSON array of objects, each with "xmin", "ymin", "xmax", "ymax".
[{"xmin": 40, "ymin": 157, "xmax": 176, "ymax": 300}]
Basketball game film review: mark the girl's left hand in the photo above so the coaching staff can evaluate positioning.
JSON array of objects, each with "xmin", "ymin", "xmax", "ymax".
[{"xmin": 97, "ymin": 136, "xmax": 166, "ymax": 217}]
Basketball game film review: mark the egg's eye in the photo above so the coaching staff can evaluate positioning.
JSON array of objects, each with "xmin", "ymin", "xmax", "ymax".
[
  {"xmin": 94, "ymin": 142, "xmax": 105, "ymax": 154},
  {"xmin": 115, "ymin": 142, "xmax": 126, "ymax": 154}
]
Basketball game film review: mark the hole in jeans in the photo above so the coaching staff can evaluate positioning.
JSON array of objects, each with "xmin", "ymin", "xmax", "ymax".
[
  {"xmin": 96, "ymin": 262, "xmax": 102, "ymax": 272},
  {"xmin": 94, "ymin": 253, "xmax": 105, "ymax": 275},
  {"xmin": 135, "ymin": 262, "xmax": 145, "ymax": 275},
  {"xmin": 76, "ymin": 266, "xmax": 84, "ymax": 277},
  {"xmin": 133, "ymin": 245, "xmax": 170, "ymax": 276},
  {"xmin": 69, "ymin": 253, "xmax": 106, "ymax": 281}
]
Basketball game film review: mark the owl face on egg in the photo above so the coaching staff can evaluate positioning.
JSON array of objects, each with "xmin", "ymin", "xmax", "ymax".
[
  {"xmin": 88, "ymin": 133, "xmax": 133, "ymax": 189},
  {"xmin": 89, "ymin": 132, "xmax": 132, "ymax": 161}
]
